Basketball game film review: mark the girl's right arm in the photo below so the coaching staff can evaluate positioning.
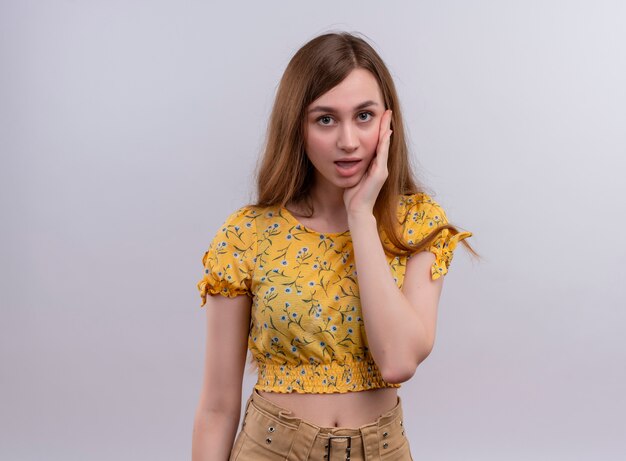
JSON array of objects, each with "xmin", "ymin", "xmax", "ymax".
[{"xmin": 192, "ymin": 293, "xmax": 252, "ymax": 461}]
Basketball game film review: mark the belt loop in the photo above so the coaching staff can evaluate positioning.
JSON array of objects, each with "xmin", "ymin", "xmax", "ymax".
[
  {"xmin": 359, "ymin": 424, "xmax": 380, "ymax": 460},
  {"xmin": 286, "ymin": 420, "xmax": 320, "ymax": 460},
  {"xmin": 240, "ymin": 393, "xmax": 253, "ymax": 429}
]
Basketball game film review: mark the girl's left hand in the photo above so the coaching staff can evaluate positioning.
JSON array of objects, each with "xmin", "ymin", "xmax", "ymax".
[{"xmin": 343, "ymin": 109, "xmax": 393, "ymax": 216}]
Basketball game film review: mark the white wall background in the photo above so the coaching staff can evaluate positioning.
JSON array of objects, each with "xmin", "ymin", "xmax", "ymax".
[{"xmin": 2, "ymin": 1, "xmax": 625, "ymax": 460}]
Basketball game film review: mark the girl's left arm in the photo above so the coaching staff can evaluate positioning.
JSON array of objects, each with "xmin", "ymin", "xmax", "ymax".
[
  {"xmin": 344, "ymin": 109, "xmax": 443, "ymax": 384},
  {"xmin": 348, "ymin": 212, "xmax": 444, "ymax": 384}
]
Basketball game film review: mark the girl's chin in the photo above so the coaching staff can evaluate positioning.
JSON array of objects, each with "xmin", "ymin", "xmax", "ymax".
[
  {"xmin": 315, "ymin": 170, "xmax": 364, "ymax": 191},
  {"xmin": 335, "ymin": 175, "xmax": 363, "ymax": 189}
]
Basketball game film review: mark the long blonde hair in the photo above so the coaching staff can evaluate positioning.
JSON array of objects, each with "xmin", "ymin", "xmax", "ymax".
[{"xmin": 254, "ymin": 31, "xmax": 477, "ymax": 257}]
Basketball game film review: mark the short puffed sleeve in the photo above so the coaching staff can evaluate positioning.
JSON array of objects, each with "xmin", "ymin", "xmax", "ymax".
[
  {"xmin": 196, "ymin": 206, "xmax": 258, "ymax": 306},
  {"xmin": 401, "ymin": 193, "xmax": 473, "ymax": 280}
]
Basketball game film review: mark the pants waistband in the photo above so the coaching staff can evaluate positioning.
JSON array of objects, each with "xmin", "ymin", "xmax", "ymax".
[
  {"xmin": 238, "ymin": 388, "xmax": 408, "ymax": 460},
  {"xmin": 249, "ymin": 387, "xmax": 404, "ymax": 435}
]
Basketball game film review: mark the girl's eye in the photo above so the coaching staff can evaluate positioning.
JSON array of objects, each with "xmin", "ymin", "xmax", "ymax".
[
  {"xmin": 358, "ymin": 111, "xmax": 373, "ymax": 122},
  {"xmin": 317, "ymin": 115, "xmax": 334, "ymax": 126}
]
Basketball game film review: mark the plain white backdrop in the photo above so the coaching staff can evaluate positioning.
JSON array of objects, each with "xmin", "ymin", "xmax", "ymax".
[{"xmin": 2, "ymin": 1, "xmax": 625, "ymax": 460}]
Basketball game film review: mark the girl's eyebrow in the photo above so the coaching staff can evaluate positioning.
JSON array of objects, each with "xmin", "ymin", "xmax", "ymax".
[{"xmin": 308, "ymin": 100, "xmax": 379, "ymax": 114}]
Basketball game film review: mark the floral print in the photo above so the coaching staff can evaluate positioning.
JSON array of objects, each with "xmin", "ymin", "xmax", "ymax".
[{"xmin": 197, "ymin": 193, "xmax": 472, "ymax": 393}]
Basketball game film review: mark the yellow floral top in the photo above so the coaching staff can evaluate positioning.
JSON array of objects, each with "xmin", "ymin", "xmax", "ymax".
[{"xmin": 197, "ymin": 192, "xmax": 472, "ymax": 394}]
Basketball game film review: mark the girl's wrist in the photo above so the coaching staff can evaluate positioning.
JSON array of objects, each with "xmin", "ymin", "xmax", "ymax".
[{"xmin": 347, "ymin": 210, "xmax": 376, "ymax": 228}]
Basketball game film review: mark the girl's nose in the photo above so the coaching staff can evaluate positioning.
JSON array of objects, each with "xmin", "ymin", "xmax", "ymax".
[{"xmin": 337, "ymin": 123, "xmax": 359, "ymax": 152}]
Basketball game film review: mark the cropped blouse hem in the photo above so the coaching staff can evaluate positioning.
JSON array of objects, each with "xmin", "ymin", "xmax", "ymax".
[
  {"xmin": 253, "ymin": 356, "xmax": 401, "ymax": 394},
  {"xmin": 252, "ymin": 382, "xmax": 401, "ymax": 394}
]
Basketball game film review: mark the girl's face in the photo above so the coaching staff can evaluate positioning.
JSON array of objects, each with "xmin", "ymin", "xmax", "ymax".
[{"xmin": 304, "ymin": 68, "xmax": 385, "ymax": 192}]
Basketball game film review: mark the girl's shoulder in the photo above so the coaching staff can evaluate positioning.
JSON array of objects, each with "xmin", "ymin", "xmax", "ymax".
[
  {"xmin": 397, "ymin": 191, "xmax": 438, "ymax": 205},
  {"xmin": 219, "ymin": 203, "xmax": 279, "ymax": 227},
  {"xmin": 396, "ymin": 191, "xmax": 443, "ymax": 218},
  {"xmin": 395, "ymin": 191, "xmax": 459, "ymax": 243}
]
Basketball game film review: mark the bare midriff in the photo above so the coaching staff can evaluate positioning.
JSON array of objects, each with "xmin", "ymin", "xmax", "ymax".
[{"xmin": 257, "ymin": 387, "xmax": 399, "ymax": 428}]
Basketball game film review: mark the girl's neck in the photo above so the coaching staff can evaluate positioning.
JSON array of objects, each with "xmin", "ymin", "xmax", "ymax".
[
  {"xmin": 289, "ymin": 180, "xmax": 346, "ymax": 223},
  {"xmin": 308, "ymin": 185, "xmax": 344, "ymax": 216}
]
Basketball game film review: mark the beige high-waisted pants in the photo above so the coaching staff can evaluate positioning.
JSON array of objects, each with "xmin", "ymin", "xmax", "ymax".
[{"xmin": 229, "ymin": 388, "xmax": 413, "ymax": 460}]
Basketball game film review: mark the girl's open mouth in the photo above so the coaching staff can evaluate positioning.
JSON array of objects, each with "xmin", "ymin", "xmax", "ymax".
[{"xmin": 335, "ymin": 160, "xmax": 362, "ymax": 176}]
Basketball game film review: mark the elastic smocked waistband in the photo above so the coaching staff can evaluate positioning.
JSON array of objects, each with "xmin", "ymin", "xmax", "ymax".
[{"xmin": 248, "ymin": 388, "xmax": 403, "ymax": 436}]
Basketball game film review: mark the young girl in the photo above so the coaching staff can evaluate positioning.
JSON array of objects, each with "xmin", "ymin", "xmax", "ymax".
[{"xmin": 192, "ymin": 32, "xmax": 476, "ymax": 461}]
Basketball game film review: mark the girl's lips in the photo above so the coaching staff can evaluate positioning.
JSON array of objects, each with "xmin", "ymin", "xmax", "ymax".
[{"xmin": 335, "ymin": 159, "xmax": 362, "ymax": 177}]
